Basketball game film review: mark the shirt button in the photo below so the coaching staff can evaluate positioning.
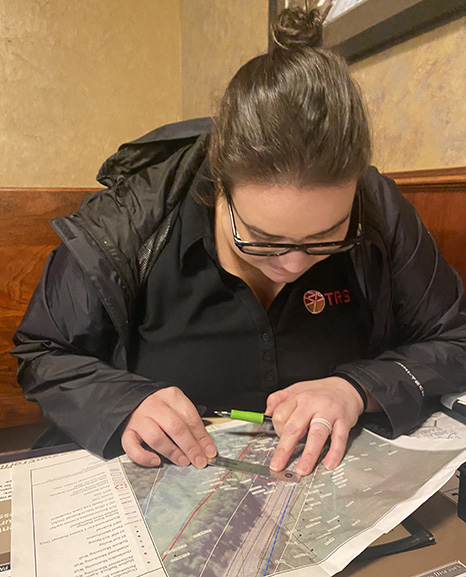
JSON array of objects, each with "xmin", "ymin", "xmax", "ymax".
[
  {"xmin": 263, "ymin": 352, "xmax": 272, "ymax": 362},
  {"xmin": 265, "ymin": 372, "xmax": 274, "ymax": 383},
  {"xmin": 262, "ymin": 332, "xmax": 271, "ymax": 342}
]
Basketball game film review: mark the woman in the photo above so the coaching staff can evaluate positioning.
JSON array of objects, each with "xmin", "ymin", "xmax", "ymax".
[{"xmin": 12, "ymin": 6, "xmax": 466, "ymax": 477}]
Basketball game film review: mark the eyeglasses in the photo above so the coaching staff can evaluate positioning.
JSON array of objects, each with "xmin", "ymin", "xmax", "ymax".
[{"xmin": 226, "ymin": 191, "xmax": 364, "ymax": 257}]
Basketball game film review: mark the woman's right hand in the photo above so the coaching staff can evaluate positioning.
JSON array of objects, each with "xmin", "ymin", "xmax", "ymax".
[{"xmin": 121, "ymin": 387, "xmax": 217, "ymax": 467}]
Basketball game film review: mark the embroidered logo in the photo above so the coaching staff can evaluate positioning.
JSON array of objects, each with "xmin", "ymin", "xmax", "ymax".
[
  {"xmin": 303, "ymin": 289, "xmax": 352, "ymax": 314},
  {"xmin": 303, "ymin": 290, "xmax": 326, "ymax": 315},
  {"xmin": 324, "ymin": 290, "xmax": 351, "ymax": 306}
]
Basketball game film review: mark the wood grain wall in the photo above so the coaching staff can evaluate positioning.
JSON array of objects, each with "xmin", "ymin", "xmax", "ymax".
[
  {"xmin": 0, "ymin": 188, "xmax": 92, "ymax": 428},
  {"xmin": 1, "ymin": 167, "xmax": 465, "ymax": 430},
  {"xmin": 386, "ymin": 167, "xmax": 466, "ymax": 285}
]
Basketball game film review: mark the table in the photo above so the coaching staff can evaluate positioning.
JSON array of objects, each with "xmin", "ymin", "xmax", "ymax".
[
  {"xmin": 3, "ymin": 420, "xmax": 466, "ymax": 577},
  {"xmin": 340, "ymin": 492, "xmax": 466, "ymax": 576}
]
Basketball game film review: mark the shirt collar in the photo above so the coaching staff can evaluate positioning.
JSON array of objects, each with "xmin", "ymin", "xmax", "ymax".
[{"xmin": 179, "ymin": 191, "xmax": 216, "ymax": 268}]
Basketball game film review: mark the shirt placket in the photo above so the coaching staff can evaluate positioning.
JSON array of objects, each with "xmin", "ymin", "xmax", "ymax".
[{"xmin": 235, "ymin": 288, "xmax": 278, "ymax": 393}]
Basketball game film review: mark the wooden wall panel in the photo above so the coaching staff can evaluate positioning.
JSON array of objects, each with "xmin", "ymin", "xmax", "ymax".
[
  {"xmin": 399, "ymin": 192, "xmax": 466, "ymax": 286},
  {"xmin": 0, "ymin": 188, "xmax": 94, "ymax": 428},
  {"xmin": 387, "ymin": 167, "xmax": 466, "ymax": 288}
]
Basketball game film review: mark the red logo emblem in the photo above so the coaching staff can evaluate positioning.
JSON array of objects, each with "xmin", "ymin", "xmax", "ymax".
[{"xmin": 303, "ymin": 290, "xmax": 326, "ymax": 314}]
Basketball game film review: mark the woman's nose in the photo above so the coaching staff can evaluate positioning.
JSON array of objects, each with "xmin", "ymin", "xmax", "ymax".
[{"xmin": 277, "ymin": 250, "xmax": 316, "ymax": 273}]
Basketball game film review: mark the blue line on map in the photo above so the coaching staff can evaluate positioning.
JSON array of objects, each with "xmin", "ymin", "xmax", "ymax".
[{"xmin": 263, "ymin": 485, "xmax": 296, "ymax": 576}]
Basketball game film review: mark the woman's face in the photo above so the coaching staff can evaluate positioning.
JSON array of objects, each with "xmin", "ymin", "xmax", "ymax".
[{"xmin": 218, "ymin": 180, "xmax": 358, "ymax": 285}]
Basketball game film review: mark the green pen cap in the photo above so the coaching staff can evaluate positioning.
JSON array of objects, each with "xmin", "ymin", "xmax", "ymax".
[{"xmin": 230, "ymin": 409, "xmax": 264, "ymax": 424}]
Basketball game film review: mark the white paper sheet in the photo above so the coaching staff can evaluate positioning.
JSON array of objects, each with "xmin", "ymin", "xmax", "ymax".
[
  {"xmin": 10, "ymin": 449, "xmax": 166, "ymax": 577},
  {"xmin": 0, "ymin": 468, "xmax": 12, "ymax": 575},
  {"xmin": 0, "ymin": 451, "xmax": 70, "ymax": 576}
]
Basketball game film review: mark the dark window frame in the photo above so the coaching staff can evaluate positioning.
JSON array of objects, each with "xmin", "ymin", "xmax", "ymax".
[{"xmin": 268, "ymin": 0, "xmax": 466, "ymax": 63}]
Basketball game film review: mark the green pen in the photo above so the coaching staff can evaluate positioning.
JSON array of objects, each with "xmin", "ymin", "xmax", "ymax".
[{"xmin": 213, "ymin": 409, "xmax": 273, "ymax": 424}]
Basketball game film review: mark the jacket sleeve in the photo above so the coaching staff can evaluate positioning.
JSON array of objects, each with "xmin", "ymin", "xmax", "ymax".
[
  {"xmin": 333, "ymin": 171, "xmax": 466, "ymax": 438},
  {"xmin": 12, "ymin": 243, "xmax": 165, "ymax": 458}
]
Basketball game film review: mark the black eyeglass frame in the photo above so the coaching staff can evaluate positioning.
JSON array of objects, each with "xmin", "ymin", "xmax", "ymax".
[{"xmin": 226, "ymin": 188, "xmax": 364, "ymax": 257}]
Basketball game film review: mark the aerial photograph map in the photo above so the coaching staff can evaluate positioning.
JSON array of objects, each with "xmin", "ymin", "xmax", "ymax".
[{"xmin": 121, "ymin": 418, "xmax": 466, "ymax": 577}]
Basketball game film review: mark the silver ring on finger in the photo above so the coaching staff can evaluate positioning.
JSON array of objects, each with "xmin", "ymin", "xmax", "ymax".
[{"xmin": 310, "ymin": 418, "xmax": 332, "ymax": 435}]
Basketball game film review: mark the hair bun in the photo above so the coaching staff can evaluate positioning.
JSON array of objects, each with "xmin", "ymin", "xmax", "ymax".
[{"xmin": 272, "ymin": 6, "xmax": 323, "ymax": 51}]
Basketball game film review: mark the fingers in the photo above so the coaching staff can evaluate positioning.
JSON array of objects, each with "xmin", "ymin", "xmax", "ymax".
[
  {"xmin": 121, "ymin": 427, "xmax": 162, "ymax": 468},
  {"xmin": 270, "ymin": 416, "xmax": 347, "ymax": 476},
  {"xmin": 295, "ymin": 419, "xmax": 332, "ymax": 476},
  {"xmin": 123, "ymin": 415, "xmax": 191, "ymax": 467},
  {"xmin": 269, "ymin": 405, "xmax": 309, "ymax": 472},
  {"xmin": 323, "ymin": 421, "xmax": 349, "ymax": 471},
  {"xmin": 122, "ymin": 387, "xmax": 217, "ymax": 468},
  {"xmin": 178, "ymin": 404, "xmax": 218, "ymax": 460},
  {"xmin": 296, "ymin": 419, "xmax": 350, "ymax": 475},
  {"xmin": 267, "ymin": 378, "xmax": 363, "ymax": 476},
  {"xmin": 265, "ymin": 388, "xmax": 290, "ymax": 416},
  {"xmin": 153, "ymin": 407, "xmax": 216, "ymax": 468}
]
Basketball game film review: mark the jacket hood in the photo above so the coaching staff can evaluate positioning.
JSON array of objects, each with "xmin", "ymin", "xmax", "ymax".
[
  {"xmin": 52, "ymin": 118, "xmax": 214, "ymax": 323},
  {"xmin": 97, "ymin": 117, "xmax": 213, "ymax": 188}
]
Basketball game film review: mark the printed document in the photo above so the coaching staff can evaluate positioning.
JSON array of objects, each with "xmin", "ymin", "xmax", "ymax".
[
  {"xmin": 10, "ymin": 449, "xmax": 166, "ymax": 577},
  {"xmin": 1, "ymin": 450, "xmax": 74, "ymax": 577}
]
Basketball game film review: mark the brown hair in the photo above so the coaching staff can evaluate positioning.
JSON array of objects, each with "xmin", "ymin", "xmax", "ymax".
[{"xmin": 204, "ymin": 3, "xmax": 371, "ymax": 203}]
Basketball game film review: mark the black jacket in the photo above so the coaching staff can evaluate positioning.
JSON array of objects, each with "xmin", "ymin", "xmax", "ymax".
[{"xmin": 12, "ymin": 118, "xmax": 466, "ymax": 458}]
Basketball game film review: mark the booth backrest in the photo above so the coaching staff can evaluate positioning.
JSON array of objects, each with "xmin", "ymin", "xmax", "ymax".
[
  {"xmin": 0, "ymin": 188, "xmax": 93, "ymax": 428},
  {"xmin": 0, "ymin": 167, "xmax": 465, "ymax": 430},
  {"xmin": 387, "ymin": 167, "xmax": 466, "ymax": 287}
]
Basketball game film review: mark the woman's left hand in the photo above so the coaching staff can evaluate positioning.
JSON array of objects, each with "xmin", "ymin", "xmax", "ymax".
[{"xmin": 265, "ymin": 377, "xmax": 365, "ymax": 476}]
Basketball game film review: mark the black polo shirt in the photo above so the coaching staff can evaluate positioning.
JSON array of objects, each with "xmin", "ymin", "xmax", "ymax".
[{"xmin": 129, "ymin": 192, "xmax": 370, "ymax": 413}]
